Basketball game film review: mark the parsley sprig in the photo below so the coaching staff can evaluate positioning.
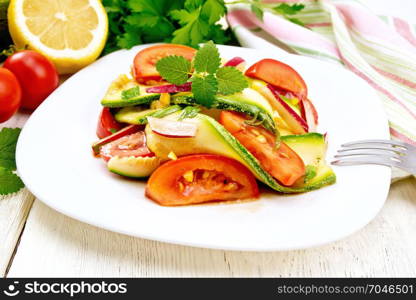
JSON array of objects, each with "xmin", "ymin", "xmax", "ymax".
[
  {"xmin": 0, "ymin": 128, "xmax": 24, "ymax": 196},
  {"xmin": 156, "ymin": 41, "xmax": 248, "ymax": 107}
]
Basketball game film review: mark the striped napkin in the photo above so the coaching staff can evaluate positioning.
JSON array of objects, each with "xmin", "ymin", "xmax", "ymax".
[{"xmin": 227, "ymin": 0, "xmax": 416, "ymax": 180}]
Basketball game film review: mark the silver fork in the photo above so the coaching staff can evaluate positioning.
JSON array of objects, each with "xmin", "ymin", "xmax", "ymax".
[{"xmin": 331, "ymin": 139, "xmax": 416, "ymax": 174}]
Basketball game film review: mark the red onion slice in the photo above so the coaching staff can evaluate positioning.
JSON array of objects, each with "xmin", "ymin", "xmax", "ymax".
[{"xmin": 146, "ymin": 82, "xmax": 192, "ymax": 94}]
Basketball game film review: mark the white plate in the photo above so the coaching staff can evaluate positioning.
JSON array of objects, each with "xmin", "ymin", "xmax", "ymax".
[{"xmin": 16, "ymin": 45, "xmax": 391, "ymax": 251}]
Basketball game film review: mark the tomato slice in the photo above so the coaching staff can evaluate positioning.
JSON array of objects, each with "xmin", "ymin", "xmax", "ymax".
[
  {"xmin": 220, "ymin": 111, "xmax": 305, "ymax": 186},
  {"xmin": 146, "ymin": 154, "xmax": 259, "ymax": 206},
  {"xmin": 100, "ymin": 131, "xmax": 154, "ymax": 162},
  {"xmin": 245, "ymin": 58, "xmax": 308, "ymax": 99},
  {"xmin": 96, "ymin": 107, "xmax": 124, "ymax": 139},
  {"xmin": 133, "ymin": 44, "xmax": 197, "ymax": 84}
]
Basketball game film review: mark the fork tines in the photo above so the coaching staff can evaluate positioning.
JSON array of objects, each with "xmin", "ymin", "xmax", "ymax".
[{"xmin": 331, "ymin": 139, "xmax": 416, "ymax": 174}]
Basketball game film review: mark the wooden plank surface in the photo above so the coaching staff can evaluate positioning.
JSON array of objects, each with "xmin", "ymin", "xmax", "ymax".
[
  {"xmin": 0, "ymin": 112, "xmax": 34, "ymax": 277},
  {"xmin": 7, "ymin": 177, "xmax": 416, "ymax": 277}
]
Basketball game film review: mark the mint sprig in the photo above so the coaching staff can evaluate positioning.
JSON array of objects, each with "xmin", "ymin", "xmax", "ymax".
[
  {"xmin": 0, "ymin": 128, "xmax": 24, "ymax": 196},
  {"xmin": 156, "ymin": 41, "xmax": 248, "ymax": 107}
]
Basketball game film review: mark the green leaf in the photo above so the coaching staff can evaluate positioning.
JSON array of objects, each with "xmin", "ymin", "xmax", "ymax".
[
  {"xmin": 251, "ymin": 2, "xmax": 264, "ymax": 20},
  {"xmin": 216, "ymin": 67, "xmax": 248, "ymax": 95},
  {"xmin": 170, "ymin": 9, "xmax": 209, "ymax": 47},
  {"xmin": 201, "ymin": 0, "xmax": 226, "ymax": 25},
  {"xmin": 156, "ymin": 55, "xmax": 192, "ymax": 85},
  {"xmin": 121, "ymin": 86, "xmax": 140, "ymax": 100},
  {"xmin": 288, "ymin": 18, "xmax": 305, "ymax": 26},
  {"xmin": 193, "ymin": 41, "xmax": 221, "ymax": 74},
  {"xmin": 191, "ymin": 74, "xmax": 218, "ymax": 107},
  {"xmin": 273, "ymin": 3, "xmax": 305, "ymax": 15},
  {"xmin": 0, "ymin": 167, "xmax": 24, "ymax": 195},
  {"xmin": 0, "ymin": 128, "xmax": 21, "ymax": 170},
  {"xmin": 178, "ymin": 106, "xmax": 201, "ymax": 120}
]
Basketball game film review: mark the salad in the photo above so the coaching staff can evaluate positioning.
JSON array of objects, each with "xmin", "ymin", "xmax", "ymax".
[{"xmin": 91, "ymin": 42, "xmax": 336, "ymax": 206}]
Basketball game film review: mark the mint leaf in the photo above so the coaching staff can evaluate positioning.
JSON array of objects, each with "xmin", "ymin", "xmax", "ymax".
[
  {"xmin": 273, "ymin": 3, "xmax": 305, "ymax": 15},
  {"xmin": 216, "ymin": 67, "xmax": 248, "ymax": 95},
  {"xmin": 0, "ymin": 167, "xmax": 24, "ymax": 195},
  {"xmin": 193, "ymin": 40, "xmax": 221, "ymax": 74},
  {"xmin": 156, "ymin": 55, "xmax": 192, "ymax": 85},
  {"xmin": 178, "ymin": 106, "xmax": 200, "ymax": 120},
  {"xmin": 0, "ymin": 128, "xmax": 21, "ymax": 171},
  {"xmin": 191, "ymin": 74, "xmax": 217, "ymax": 107},
  {"xmin": 121, "ymin": 86, "xmax": 140, "ymax": 100}
]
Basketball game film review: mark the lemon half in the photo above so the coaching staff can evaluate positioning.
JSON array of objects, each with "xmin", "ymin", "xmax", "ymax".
[{"xmin": 8, "ymin": 0, "xmax": 108, "ymax": 74}]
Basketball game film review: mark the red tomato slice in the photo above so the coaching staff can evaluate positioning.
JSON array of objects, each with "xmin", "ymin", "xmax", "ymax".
[
  {"xmin": 245, "ymin": 58, "xmax": 308, "ymax": 99},
  {"xmin": 0, "ymin": 68, "xmax": 21, "ymax": 123},
  {"xmin": 96, "ymin": 107, "xmax": 124, "ymax": 139},
  {"xmin": 220, "ymin": 111, "xmax": 305, "ymax": 186},
  {"xmin": 99, "ymin": 131, "xmax": 154, "ymax": 162},
  {"xmin": 133, "ymin": 44, "xmax": 196, "ymax": 84},
  {"xmin": 146, "ymin": 154, "xmax": 259, "ymax": 206}
]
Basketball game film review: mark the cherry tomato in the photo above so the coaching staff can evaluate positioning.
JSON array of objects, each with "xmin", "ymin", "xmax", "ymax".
[
  {"xmin": 133, "ymin": 44, "xmax": 196, "ymax": 84},
  {"xmin": 146, "ymin": 154, "xmax": 259, "ymax": 206},
  {"xmin": 0, "ymin": 68, "xmax": 21, "ymax": 123},
  {"xmin": 100, "ymin": 131, "xmax": 154, "ymax": 162},
  {"xmin": 245, "ymin": 58, "xmax": 308, "ymax": 99},
  {"xmin": 96, "ymin": 107, "xmax": 124, "ymax": 139},
  {"xmin": 220, "ymin": 111, "xmax": 305, "ymax": 186},
  {"xmin": 4, "ymin": 50, "xmax": 59, "ymax": 110}
]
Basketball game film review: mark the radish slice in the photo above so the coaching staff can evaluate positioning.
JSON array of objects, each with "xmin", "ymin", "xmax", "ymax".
[
  {"xmin": 267, "ymin": 84, "xmax": 309, "ymax": 134},
  {"xmin": 92, "ymin": 124, "xmax": 142, "ymax": 155},
  {"xmin": 146, "ymin": 82, "xmax": 192, "ymax": 94},
  {"xmin": 224, "ymin": 57, "xmax": 245, "ymax": 67},
  {"xmin": 300, "ymin": 98, "xmax": 319, "ymax": 132},
  {"xmin": 147, "ymin": 117, "xmax": 198, "ymax": 138}
]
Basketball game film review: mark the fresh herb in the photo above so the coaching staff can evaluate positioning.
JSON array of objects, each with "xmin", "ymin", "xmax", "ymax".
[
  {"xmin": 179, "ymin": 106, "xmax": 201, "ymax": 120},
  {"xmin": 0, "ymin": 128, "xmax": 24, "ymax": 195},
  {"xmin": 102, "ymin": 0, "xmax": 306, "ymax": 54},
  {"xmin": 121, "ymin": 86, "xmax": 140, "ymax": 100},
  {"xmin": 156, "ymin": 41, "xmax": 248, "ymax": 107},
  {"xmin": 103, "ymin": 0, "xmax": 230, "ymax": 53}
]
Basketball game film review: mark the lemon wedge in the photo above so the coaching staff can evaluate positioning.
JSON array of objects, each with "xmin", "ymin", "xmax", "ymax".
[{"xmin": 8, "ymin": 0, "xmax": 108, "ymax": 74}]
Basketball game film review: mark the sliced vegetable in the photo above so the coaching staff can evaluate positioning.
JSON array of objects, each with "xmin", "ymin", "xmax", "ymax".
[
  {"xmin": 145, "ymin": 112, "xmax": 334, "ymax": 192},
  {"xmin": 100, "ymin": 131, "xmax": 154, "ymax": 162},
  {"xmin": 108, "ymin": 156, "xmax": 160, "ymax": 178},
  {"xmin": 133, "ymin": 44, "xmax": 196, "ymax": 84},
  {"xmin": 101, "ymin": 74, "xmax": 160, "ymax": 108},
  {"xmin": 92, "ymin": 124, "xmax": 141, "ymax": 155},
  {"xmin": 145, "ymin": 154, "xmax": 259, "ymax": 206},
  {"xmin": 300, "ymin": 98, "xmax": 319, "ymax": 132},
  {"xmin": 145, "ymin": 82, "xmax": 192, "ymax": 94},
  {"xmin": 224, "ymin": 57, "xmax": 245, "ymax": 67},
  {"xmin": 97, "ymin": 107, "xmax": 124, "ymax": 139},
  {"xmin": 147, "ymin": 116, "xmax": 198, "ymax": 138},
  {"xmin": 115, "ymin": 105, "xmax": 182, "ymax": 125},
  {"xmin": 245, "ymin": 58, "xmax": 308, "ymax": 99},
  {"xmin": 172, "ymin": 88, "xmax": 277, "ymax": 134},
  {"xmin": 220, "ymin": 111, "xmax": 305, "ymax": 186},
  {"xmin": 268, "ymin": 84, "xmax": 308, "ymax": 134}
]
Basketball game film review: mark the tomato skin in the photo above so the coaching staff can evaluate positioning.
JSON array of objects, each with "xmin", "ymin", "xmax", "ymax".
[
  {"xmin": 146, "ymin": 154, "xmax": 259, "ymax": 206},
  {"xmin": 245, "ymin": 58, "xmax": 308, "ymax": 99},
  {"xmin": 4, "ymin": 50, "xmax": 59, "ymax": 110},
  {"xmin": 0, "ymin": 68, "xmax": 22, "ymax": 123},
  {"xmin": 100, "ymin": 131, "xmax": 154, "ymax": 162},
  {"xmin": 220, "ymin": 111, "xmax": 305, "ymax": 186},
  {"xmin": 96, "ymin": 107, "xmax": 124, "ymax": 139},
  {"xmin": 133, "ymin": 44, "xmax": 196, "ymax": 84}
]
